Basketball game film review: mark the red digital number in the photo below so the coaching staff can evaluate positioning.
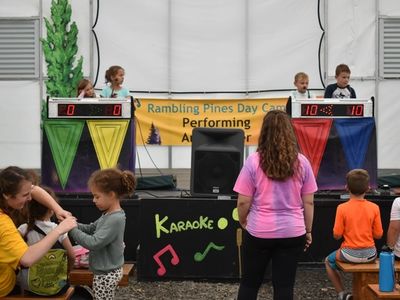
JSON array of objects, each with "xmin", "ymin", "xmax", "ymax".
[
  {"xmin": 66, "ymin": 104, "xmax": 75, "ymax": 116},
  {"xmin": 113, "ymin": 104, "xmax": 121, "ymax": 116},
  {"xmin": 350, "ymin": 105, "xmax": 363, "ymax": 116},
  {"xmin": 305, "ymin": 104, "xmax": 318, "ymax": 116},
  {"xmin": 104, "ymin": 104, "xmax": 121, "ymax": 116}
]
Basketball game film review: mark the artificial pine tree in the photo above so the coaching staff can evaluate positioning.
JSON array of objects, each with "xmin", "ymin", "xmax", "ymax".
[{"xmin": 41, "ymin": 0, "xmax": 83, "ymax": 97}]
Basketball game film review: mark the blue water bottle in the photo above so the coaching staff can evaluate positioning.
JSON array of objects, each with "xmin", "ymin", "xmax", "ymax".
[{"xmin": 379, "ymin": 246, "xmax": 395, "ymax": 292}]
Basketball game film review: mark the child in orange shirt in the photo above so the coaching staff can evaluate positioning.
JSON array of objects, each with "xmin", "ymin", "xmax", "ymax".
[{"xmin": 325, "ymin": 169, "xmax": 383, "ymax": 300}]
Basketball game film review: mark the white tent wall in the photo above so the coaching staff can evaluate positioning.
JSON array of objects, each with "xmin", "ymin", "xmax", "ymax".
[
  {"xmin": 0, "ymin": 0, "xmax": 399, "ymax": 170},
  {"xmin": 376, "ymin": 0, "xmax": 400, "ymax": 169},
  {"xmin": 378, "ymin": 82, "xmax": 400, "ymax": 168},
  {"xmin": 94, "ymin": 0, "xmax": 322, "ymax": 92},
  {"xmin": 326, "ymin": 0, "xmax": 376, "ymax": 79},
  {"xmin": 0, "ymin": 81, "xmax": 40, "ymax": 168},
  {"xmin": 1, "ymin": 0, "xmax": 39, "ymax": 16}
]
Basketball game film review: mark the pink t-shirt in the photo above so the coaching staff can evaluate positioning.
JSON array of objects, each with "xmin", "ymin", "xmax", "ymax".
[{"xmin": 234, "ymin": 152, "xmax": 317, "ymax": 239}]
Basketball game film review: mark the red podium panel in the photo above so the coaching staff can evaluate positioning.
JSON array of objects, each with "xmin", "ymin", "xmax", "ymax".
[{"xmin": 292, "ymin": 119, "xmax": 332, "ymax": 176}]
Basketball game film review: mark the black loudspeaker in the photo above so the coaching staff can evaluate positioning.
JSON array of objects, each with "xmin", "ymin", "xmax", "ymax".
[{"xmin": 190, "ymin": 127, "xmax": 245, "ymax": 198}]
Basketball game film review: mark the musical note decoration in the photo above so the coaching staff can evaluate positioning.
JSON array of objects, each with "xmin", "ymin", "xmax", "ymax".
[
  {"xmin": 194, "ymin": 242, "xmax": 225, "ymax": 262},
  {"xmin": 153, "ymin": 244, "xmax": 180, "ymax": 276}
]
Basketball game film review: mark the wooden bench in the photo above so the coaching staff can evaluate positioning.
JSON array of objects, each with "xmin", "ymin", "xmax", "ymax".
[
  {"xmin": 68, "ymin": 263, "xmax": 134, "ymax": 286},
  {"xmin": 336, "ymin": 260, "xmax": 400, "ymax": 300},
  {"xmin": 367, "ymin": 284, "xmax": 400, "ymax": 299},
  {"xmin": 4, "ymin": 286, "xmax": 75, "ymax": 300}
]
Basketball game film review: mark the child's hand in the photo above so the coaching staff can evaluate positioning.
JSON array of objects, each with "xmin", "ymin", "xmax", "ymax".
[
  {"xmin": 56, "ymin": 216, "xmax": 77, "ymax": 234},
  {"xmin": 55, "ymin": 209, "xmax": 72, "ymax": 221}
]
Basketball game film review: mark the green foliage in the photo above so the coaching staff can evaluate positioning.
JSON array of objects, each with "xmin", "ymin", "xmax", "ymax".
[
  {"xmin": 41, "ymin": 0, "xmax": 83, "ymax": 98},
  {"xmin": 40, "ymin": 99, "xmax": 47, "ymax": 130}
]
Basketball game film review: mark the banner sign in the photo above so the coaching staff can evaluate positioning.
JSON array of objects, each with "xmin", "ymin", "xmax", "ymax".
[{"xmin": 135, "ymin": 98, "xmax": 287, "ymax": 146}]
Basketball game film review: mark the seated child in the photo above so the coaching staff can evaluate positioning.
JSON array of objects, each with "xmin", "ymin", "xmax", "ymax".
[
  {"xmin": 324, "ymin": 64, "xmax": 356, "ymax": 99},
  {"xmin": 387, "ymin": 197, "xmax": 400, "ymax": 259},
  {"xmin": 17, "ymin": 186, "xmax": 75, "ymax": 291},
  {"xmin": 325, "ymin": 169, "xmax": 383, "ymax": 300}
]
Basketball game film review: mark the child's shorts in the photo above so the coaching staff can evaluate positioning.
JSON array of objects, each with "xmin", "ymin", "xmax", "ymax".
[{"xmin": 327, "ymin": 247, "xmax": 377, "ymax": 270}]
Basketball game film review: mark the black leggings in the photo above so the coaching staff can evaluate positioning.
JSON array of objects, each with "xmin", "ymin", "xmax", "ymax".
[{"xmin": 237, "ymin": 231, "xmax": 305, "ymax": 300}]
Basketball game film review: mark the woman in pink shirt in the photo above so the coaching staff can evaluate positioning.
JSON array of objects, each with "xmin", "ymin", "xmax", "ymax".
[{"xmin": 235, "ymin": 110, "xmax": 317, "ymax": 300}]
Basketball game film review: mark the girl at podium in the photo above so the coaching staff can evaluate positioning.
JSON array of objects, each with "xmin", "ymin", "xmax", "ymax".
[
  {"xmin": 100, "ymin": 65, "xmax": 130, "ymax": 99},
  {"xmin": 234, "ymin": 110, "xmax": 317, "ymax": 300},
  {"xmin": 77, "ymin": 78, "xmax": 97, "ymax": 98}
]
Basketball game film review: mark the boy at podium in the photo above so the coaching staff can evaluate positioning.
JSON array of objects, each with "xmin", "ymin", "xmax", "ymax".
[
  {"xmin": 291, "ymin": 72, "xmax": 314, "ymax": 100},
  {"xmin": 286, "ymin": 72, "xmax": 315, "ymax": 115},
  {"xmin": 324, "ymin": 64, "xmax": 357, "ymax": 99}
]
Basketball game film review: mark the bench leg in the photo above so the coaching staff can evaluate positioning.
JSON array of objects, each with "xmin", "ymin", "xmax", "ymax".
[{"xmin": 352, "ymin": 272, "xmax": 379, "ymax": 300}]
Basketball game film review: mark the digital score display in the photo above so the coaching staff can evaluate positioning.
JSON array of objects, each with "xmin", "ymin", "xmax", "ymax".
[
  {"xmin": 47, "ymin": 98, "xmax": 133, "ymax": 119},
  {"xmin": 58, "ymin": 103, "xmax": 122, "ymax": 117},
  {"xmin": 301, "ymin": 103, "xmax": 364, "ymax": 117}
]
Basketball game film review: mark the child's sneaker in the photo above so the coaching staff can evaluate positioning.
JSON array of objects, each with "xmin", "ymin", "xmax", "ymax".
[{"xmin": 340, "ymin": 292, "xmax": 353, "ymax": 300}]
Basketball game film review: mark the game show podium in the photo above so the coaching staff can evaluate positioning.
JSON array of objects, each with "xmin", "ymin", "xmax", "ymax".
[
  {"xmin": 41, "ymin": 97, "xmax": 135, "ymax": 193},
  {"xmin": 291, "ymin": 98, "xmax": 377, "ymax": 190}
]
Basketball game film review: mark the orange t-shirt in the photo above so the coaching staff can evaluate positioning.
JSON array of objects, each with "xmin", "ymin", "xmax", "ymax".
[{"xmin": 333, "ymin": 199, "xmax": 383, "ymax": 249}]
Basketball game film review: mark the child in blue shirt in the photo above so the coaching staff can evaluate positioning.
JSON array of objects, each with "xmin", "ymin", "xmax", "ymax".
[{"xmin": 100, "ymin": 65, "xmax": 130, "ymax": 98}]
